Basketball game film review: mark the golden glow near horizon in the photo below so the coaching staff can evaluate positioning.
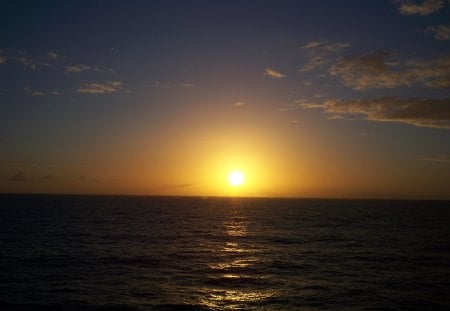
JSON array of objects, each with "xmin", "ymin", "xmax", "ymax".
[{"xmin": 228, "ymin": 170, "xmax": 245, "ymax": 187}]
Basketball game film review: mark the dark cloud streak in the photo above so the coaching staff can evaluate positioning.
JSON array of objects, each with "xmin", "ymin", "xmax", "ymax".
[{"xmin": 301, "ymin": 96, "xmax": 450, "ymax": 129}]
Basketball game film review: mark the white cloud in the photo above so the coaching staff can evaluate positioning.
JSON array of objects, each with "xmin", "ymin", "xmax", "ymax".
[
  {"xmin": 426, "ymin": 25, "xmax": 450, "ymax": 40},
  {"xmin": 301, "ymin": 96, "xmax": 450, "ymax": 129},
  {"xmin": 397, "ymin": 0, "xmax": 445, "ymax": 15},
  {"xmin": 264, "ymin": 68, "xmax": 286, "ymax": 79},
  {"xmin": 78, "ymin": 81, "xmax": 123, "ymax": 94}
]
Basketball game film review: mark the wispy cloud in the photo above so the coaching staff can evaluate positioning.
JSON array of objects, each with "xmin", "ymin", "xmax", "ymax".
[
  {"xmin": 14, "ymin": 54, "xmax": 50, "ymax": 70},
  {"xmin": 277, "ymin": 99, "xmax": 313, "ymax": 111},
  {"xmin": 301, "ymin": 96, "xmax": 450, "ymax": 129},
  {"xmin": 299, "ymin": 40, "xmax": 350, "ymax": 72},
  {"xmin": 397, "ymin": 0, "xmax": 445, "ymax": 15},
  {"xmin": 329, "ymin": 52, "xmax": 450, "ymax": 90},
  {"xmin": 65, "ymin": 64, "xmax": 100, "ymax": 73},
  {"xmin": 24, "ymin": 87, "xmax": 62, "ymax": 97},
  {"xmin": 78, "ymin": 81, "xmax": 123, "ymax": 94},
  {"xmin": 234, "ymin": 101, "xmax": 245, "ymax": 107},
  {"xmin": 46, "ymin": 51, "xmax": 61, "ymax": 60},
  {"xmin": 3, "ymin": 49, "xmax": 111, "ymax": 76},
  {"xmin": 418, "ymin": 155, "xmax": 450, "ymax": 163},
  {"xmin": 426, "ymin": 25, "xmax": 450, "ymax": 40},
  {"xmin": 302, "ymin": 40, "xmax": 350, "ymax": 53},
  {"xmin": 64, "ymin": 64, "xmax": 102, "ymax": 73},
  {"xmin": 299, "ymin": 56, "xmax": 328, "ymax": 72},
  {"xmin": 152, "ymin": 81, "xmax": 195, "ymax": 89},
  {"xmin": 24, "ymin": 87, "xmax": 44, "ymax": 97},
  {"xmin": 264, "ymin": 68, "xmax": 286, "ymax": 79},
  {"xmin": 9, "ymin": 50, "xmax": 64, "ymax": 69},
  {"xmin": 303, "ymin": 41, "xmax": 323, "ymax": 49}
]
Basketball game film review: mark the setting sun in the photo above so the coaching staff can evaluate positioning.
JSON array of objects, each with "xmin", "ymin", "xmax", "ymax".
[{"xmin": 228, "ymin": 170, "xmax": 245, "ymax": 187}]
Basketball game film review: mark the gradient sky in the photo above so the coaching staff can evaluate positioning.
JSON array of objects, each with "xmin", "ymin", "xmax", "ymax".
[{"xmin": 1, "ymin": 0, "xmax": 449, "ymax": 199}]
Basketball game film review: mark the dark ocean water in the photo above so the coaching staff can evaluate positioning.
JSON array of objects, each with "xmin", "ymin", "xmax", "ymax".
[{"xmin": 0, "ymin": 195, "xmax": 449, "ymax": 310}]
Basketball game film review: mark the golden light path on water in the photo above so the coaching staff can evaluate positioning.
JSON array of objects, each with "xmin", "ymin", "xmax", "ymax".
[{"xmin": 199, "ymin": 199, "xmax": 278, "ymax": 309}]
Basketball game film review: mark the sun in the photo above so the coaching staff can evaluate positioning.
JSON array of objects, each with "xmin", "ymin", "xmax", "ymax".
[{"xmin": 228, "ymin": 170, "xmax": 245, "ymax": 187}]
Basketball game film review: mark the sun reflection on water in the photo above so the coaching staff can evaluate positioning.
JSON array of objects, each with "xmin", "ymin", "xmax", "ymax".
[
  {"xmin": 200, "ymin": 289, "xmax": 277, "ymax": 310},
  {"xmin": 199, "ymin": 199, "xmax": 277, "ymax": 309}
]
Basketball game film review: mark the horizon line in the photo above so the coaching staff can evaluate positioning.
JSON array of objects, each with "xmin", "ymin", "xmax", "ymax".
[{"xmin": 0, "ymin": 192, "xmax": 448, "ymax": 202}]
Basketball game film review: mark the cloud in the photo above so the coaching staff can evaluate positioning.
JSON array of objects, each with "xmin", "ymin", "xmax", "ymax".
[
  {"xmin": 299, "ymin": 56, "xmax": 328, "ymax": 72},
  {"xmin": 329, "ymin": 51, "xmax": 450, "ymax": 90},
  {"xmin": 4, "ymin": 49, "xmax": 110, "ymax": 76},
  {"xmin": 301, "ymin": 96, "xmax": 450, "ymax": 129},
  {"xmin": 397, "ymin": 0, "xmax": 445, "ymax": 15},
  {"xmin": 303, "ymin": 41, "xmax": 323, "ymax": 49},
  {"xmin": 277, "ymin": 99, "xmax": 313, "ymax": 111},
  {"xmin": 46, "ymin": 51, "xmax": 60, "ymax": 60},
  {"xmin": 14, "ymin": 54, "xmax": 50, "ymax": 70},
  {"xmin": 300, "ymin": 40, "xmax": 350, "ymax": 72},
  {"xmin": 264, "ymin": 68, "xmax": 286, "ymax": 79},
  {"xmin": 419, "ymin": 155, "xmax": 450, "ymax": 163},
  {"xmin": 302, "ymin": 40, "xmax": 350, "ymax": 53},
  {"xmin": 16, "ymin": 56, "xmax": 39, "ymax": 70},
  {"xmin": 234, "ymin": 101, "xmax": 245, "ymax": 107},
  {"xmin": 24, "ymin": 87, "xmax": 44, "ymax": 96},
  {"xmin": 297, "ymin": 100, "xmax": 323, "ymax": 109},
  {"xmin": 24, "ymin": 87, "xmax": 62, "ymax": 96},
  {"xmin": 426, "ymin": 25, "xmax": 450, "ymax": 40},
  {"xmin": 152, "ymin": 81, "xmax": 195, "ymax": 89},
  {"xmin": 8, "ymin": 171, "xmax": 29, "ymax": 181},
  {"xmin": 78, "ymin": 81, "xmax": 123, "ymax": 94},
  {"xmin": 65, "ymin": 64, "xmax": 98, "ymax": 73}
]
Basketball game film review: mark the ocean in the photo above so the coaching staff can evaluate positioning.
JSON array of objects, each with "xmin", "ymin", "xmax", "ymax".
[{"xmin": 0, "ymin": 194, "xmax": 449, "ymax": 310}]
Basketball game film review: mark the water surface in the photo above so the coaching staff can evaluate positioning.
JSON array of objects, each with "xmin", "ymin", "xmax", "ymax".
[{"xmin": 0, "ymin": 195, "xmax": 449, "ymax": 310}]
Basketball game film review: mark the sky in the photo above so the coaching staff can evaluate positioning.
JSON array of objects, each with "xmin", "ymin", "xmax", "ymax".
[{"xmin": 0, "ymin": 0, "xmax": 449, "ymax": 199}]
